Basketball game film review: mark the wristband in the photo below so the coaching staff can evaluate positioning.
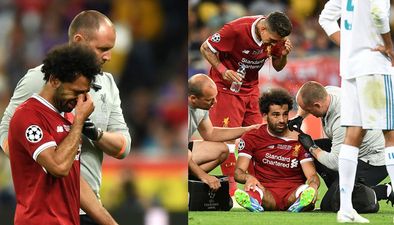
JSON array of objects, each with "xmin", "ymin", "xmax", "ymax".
[
  {"xmin": 309, "ymin": 144, "xmax": 318, "ymax": 154},
  {"xmin": 95, "ymin": 128, "xmax": 104, "ymax": 142},
  {"xmin": 216, "ymin": 63, "xmax": 227, "ymax": 75}
]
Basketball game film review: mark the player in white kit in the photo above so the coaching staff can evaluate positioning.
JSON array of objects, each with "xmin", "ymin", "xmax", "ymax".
[{"xmin": 319, "ymin": 0, "xmax": 394, "ymax": 223}]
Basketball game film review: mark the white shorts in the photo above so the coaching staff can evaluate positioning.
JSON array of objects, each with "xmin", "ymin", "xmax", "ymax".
[{"xmin": 341, "ymin": 74, "xmax": 394, "ymax": 130}]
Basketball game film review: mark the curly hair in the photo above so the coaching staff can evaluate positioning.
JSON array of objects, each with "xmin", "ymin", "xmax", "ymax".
[
  {"xmin": 259, "ymin": 88, "xmax": 293, "ymax": 114},
  {"xmin": 266, "ymin": 11, "xmax": 292, "ymax": 37},
  {"xmin": 41, "ymin": 44, "xmax": 101, "ymax": 83}
]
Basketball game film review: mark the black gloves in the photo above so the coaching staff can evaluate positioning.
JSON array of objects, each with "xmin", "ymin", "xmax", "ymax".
[
  {"xmin": 298, "ymin": 133, "xmax": 318, "ymax": 152},
  {"xmin": 82, "ymin": 118, "xmax": 103, "ymax": 141},
  {"xmin": 288, "ymin": 116, "xmax": 304, "ymax": 132}
]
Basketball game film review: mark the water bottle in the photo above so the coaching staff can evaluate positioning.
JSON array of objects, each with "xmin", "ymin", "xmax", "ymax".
[{"xmin": 230, "ymin": 64, "xmax": 246, "ymax": 93}]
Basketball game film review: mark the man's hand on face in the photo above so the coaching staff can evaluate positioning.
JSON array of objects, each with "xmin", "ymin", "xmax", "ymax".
[{"xmin": 74, "ymin": 93, "xmax": 94, "ymax": 124}]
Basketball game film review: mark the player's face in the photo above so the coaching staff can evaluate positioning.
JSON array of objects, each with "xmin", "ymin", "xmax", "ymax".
[
  {"xmin": 86, "ymin": 24, "xmax": 116, "ymax": 66},
  {"xmin": 260, "ymin": 27, "xmax": 282, "ymax": 45},
  {"xmin": 266, "ymin": 104, "xmax": 289, "ymax": 135},
  {"xmin": 53, "ymin": 75, "xmax": 91, "ymax": 112}
]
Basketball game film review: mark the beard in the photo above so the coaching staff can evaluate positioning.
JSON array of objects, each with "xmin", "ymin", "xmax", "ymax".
[{"xmin": 267, "ymin": 120, "xmax": 287, "ymax": 136}]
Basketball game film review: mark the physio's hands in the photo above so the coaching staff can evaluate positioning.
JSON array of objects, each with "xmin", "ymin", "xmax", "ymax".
[
  {"xmin": 201, "ymin": 174, "xmax": 221, "ymax": 191},
  {"xmin": 245, "ymin": 124, "xmax": 262, "ymax": 132},
  {"xmin": 82, "ymin": 119, "xmax": 103, "ymax": 141},
  {"xmin": 298, "ymin": 133, "xmax": 317, "ymax": 152},
  {"xmin": 288, "ymin": 116, "xmax": 304, "ymax": 132}
]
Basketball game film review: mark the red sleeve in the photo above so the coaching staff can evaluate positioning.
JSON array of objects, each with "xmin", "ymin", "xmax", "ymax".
[
  {"xmin": 237, "ymin": 132, "xmax": 254, "ymax": 158},
  {"xmin": 11, "ymin": 109, "xmax": 56, "ymax": 160},
  {"xmin": 297, "ymin": 143, "xmax": 313, "ymax": 162},
  {"xmin": 207, "ymin": 23, "xmax": 236, "ymax": 53},
  {"xmin": 270, "ymin": 40, "xmax": 285, "ymax": 58}
]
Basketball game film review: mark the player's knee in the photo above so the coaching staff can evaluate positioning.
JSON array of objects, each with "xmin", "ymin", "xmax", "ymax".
[
  {"xmin": 344, "ymin": 128, "xmax": 366, "ymax": 146},
  {"xmin": 383, "ymin": 130, "xmax": 394, "ymax": 146},
  {"xmin": 218, "ymin": 143, "xmax": 229, "ymax": 163}
]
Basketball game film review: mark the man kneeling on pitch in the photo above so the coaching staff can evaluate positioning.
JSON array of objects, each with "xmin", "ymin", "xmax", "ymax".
[
  {"xmin": 188, "ymin": 74, "xmax": 259, "ymax": 190},
  {"xmin": 234, "ymin": 88, "xmax": 320, "ymax": 212}
]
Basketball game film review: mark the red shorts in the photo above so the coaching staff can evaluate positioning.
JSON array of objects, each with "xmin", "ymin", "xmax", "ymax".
[
  {"xmin": 209, "ymin": 91, "xmax": 262, "ymax": 127},
  {"xmin": 264, "ymin": 183, "xmax": 302, "ymax": 211}
]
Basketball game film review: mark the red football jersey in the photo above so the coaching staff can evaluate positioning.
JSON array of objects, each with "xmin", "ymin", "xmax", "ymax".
[
  {"xmin": 238, "ymin": 124, "xmax": 312, "ymax": 188},
  {"xmin": 206, "ymin": 16, "xmax": 285, "ymax": 95},
  {"xmin": 8, "ymin": 94, "xmax": 80, "ymax": 225}
]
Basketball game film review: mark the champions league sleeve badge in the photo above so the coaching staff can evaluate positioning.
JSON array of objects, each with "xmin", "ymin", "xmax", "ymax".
[
  {"xmin": 237, "ymin": 139, "xmax": 245, "ymax": 151},
  {"xmin": 26, "ymin": 125, "xmax": 43, "ymax": 143},
  {"xmin": 211, "ymin": 33, "xmax": 221, "ymax": 43}
]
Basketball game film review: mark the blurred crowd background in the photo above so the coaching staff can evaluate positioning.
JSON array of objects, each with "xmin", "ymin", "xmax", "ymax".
[{"xmin": 0, "ymin": 0, "xmax": 187, "ymax": 224}]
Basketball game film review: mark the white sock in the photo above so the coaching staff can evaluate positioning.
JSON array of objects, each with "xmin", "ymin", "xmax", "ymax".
[
  {"xmin": 227, "ymin": 144, "xmax": 236, "ymax": 153},
  {"xmin": 338, "ymin": 144, "xmax": 359, "ymax": 213},
  {"xmin": 385, "ymin": 146, "xmax": 394, "ymax": 192},
  {"xmin": 254, "ymin": 186, "xmax": 264, "ymax": 200},
  {"xmin": 295, "ymin": 184, "xmax": 309, "ymax": 198},
  {"xmin": 386, "ymin": 183, "xmax": 393, "ymax": 197}
]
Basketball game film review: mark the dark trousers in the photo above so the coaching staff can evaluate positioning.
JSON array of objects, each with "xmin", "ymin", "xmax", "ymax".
[
  {"xmin": 80, "ymin": 215, "xmax": 99, "ymax": 225},
  {"xmin": 314, "ymin": 138, "xmax": 388, "ymax": 187}
]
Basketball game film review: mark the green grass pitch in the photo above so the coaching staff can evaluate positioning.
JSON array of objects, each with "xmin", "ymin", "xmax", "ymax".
[{"xmin": 189, "ymin": 167, "xmax": 394, "ymax": 225}]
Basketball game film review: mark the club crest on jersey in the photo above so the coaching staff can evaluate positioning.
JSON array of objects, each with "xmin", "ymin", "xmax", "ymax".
[
  {"xmin": 238, "ymin": 139, "xmax": 245, "ymax": 151},
  {"xmin": 222, "ymin": 117, "xmax": 230, "ymax": 127},
  {"xmin": 292, "ymin": 144, "xmax": 301, "ymax": 157},
  {"xmin": 211, "ymin": 33, "xmax": 221, "ymax": 43},
  {"xmin": 25, "ymin": 125, "xmax": 43, "ymax": 143}
]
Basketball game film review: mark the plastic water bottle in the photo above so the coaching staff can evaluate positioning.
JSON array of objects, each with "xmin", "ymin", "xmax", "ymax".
[{"xmin": 230, "ymin": 64, "xmax": 246, "ymax": 93}]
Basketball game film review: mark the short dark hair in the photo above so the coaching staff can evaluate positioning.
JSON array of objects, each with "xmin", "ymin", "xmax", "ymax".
[
  {"xmin": 41, "ymin": 44, "xmax": 101, "ymax": 83},
  {"xmin": 266, "ymin": 11, "xmax": 292, "ymax": 37},
  {"xmin": 259, "ymin": 88, "xmax": 293, "ymax": 114},
  {"xmin": 68, "ymin": 10, "xmax": 111, "ymax": 40}
]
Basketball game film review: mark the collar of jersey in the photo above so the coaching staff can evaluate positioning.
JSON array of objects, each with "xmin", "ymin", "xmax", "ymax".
[
  {"xmin": 266, "ymin": 126, "xmax": 297, "ymax": 141},
  {"xmin": 32, "ymin": 94, "xmax": 62, "ymax": 116},
  {"xmin": 251, "ymin": 16, "xmax": 265, "ymax": 47}
]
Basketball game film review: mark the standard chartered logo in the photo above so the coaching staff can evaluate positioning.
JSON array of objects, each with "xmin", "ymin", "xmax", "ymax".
[{"xmin": 290, "ymin": 159, "xmax": 298, "ymax": 168}]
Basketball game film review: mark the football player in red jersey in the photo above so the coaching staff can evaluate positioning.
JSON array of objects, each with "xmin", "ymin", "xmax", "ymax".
[
  {"xmin": 234, "ymin": 88, "xmax": 319, "ymax": 212},
  {"xmin": 200, "ymin": 11, "xmax": 293, "ymax": 195},
  {"xmin": 8, "ymin": 44, "xmax": 100, "ymax": 225}
]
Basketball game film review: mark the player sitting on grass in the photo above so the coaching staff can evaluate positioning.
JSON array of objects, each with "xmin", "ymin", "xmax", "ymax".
[{"xmin": 234, "ymin": 88, "xmax": 320, "ymax": 212}]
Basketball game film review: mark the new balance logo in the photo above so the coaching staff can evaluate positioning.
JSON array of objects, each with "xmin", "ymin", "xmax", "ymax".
[{"xmin": 56, "ymin": 126, "xmax": 64, "ymax": 132}]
